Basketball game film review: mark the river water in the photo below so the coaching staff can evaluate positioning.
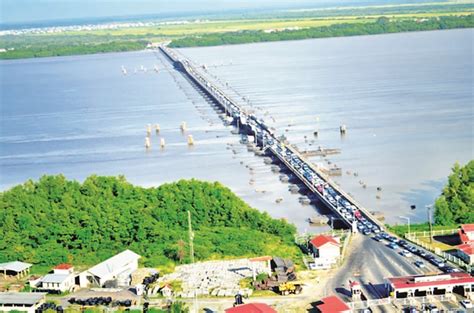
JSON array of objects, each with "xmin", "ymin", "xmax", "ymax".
[{"xmin": 1, "ymin": 29, "xmax": 472, "ymax": 230}]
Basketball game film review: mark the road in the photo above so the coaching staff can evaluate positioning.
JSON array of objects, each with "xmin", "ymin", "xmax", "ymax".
[{"xmin": 321, "ymin": 233, "xmax": 442, "ymax": 312}]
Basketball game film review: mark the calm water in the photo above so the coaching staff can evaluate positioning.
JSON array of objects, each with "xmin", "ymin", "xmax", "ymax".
[{"xmin": 1, "ymin": 29, "xmax": 472, "ymax": 229}]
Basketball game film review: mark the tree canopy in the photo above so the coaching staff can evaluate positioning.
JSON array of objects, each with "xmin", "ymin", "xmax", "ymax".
[
  {"xmin": 434, "ymin": 160, "xmax": 474, "ymax": 225},
  {"xmin": 0, "ymin": 175, "xmax": 299, "ymax": 269}
]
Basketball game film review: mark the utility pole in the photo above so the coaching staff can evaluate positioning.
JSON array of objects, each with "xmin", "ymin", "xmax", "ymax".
[
  {"xmin": 399, "ymin": 216, "xmax": 411, "ymax": 237},
  {"xmin": 188, "ymin": 210, "xmax": 195, "ymax": 263},
  {"xmin": 426, "ymin": 205, "xmax": 433, "ymax": 244}
]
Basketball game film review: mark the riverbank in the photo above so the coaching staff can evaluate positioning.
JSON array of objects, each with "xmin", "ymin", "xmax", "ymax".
[{"xmin": 0, "ymin": 13, "xmax": 472, "ymax": 60}]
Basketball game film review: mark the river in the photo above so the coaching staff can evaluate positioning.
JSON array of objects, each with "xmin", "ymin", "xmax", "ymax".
[{"xmin": 1, "ymin": 29, "xmax": 472, "ymax": 230}]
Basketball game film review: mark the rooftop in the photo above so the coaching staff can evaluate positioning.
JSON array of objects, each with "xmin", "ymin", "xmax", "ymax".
[
  {"xmin": 0, "ymin": 261, "xmax": 32, "ymax": 272},
  {"xmin": 87, "ymin": 249, "xmax": 140, "ymax": 279},
  {"xmin": 41, "ymin": 273, "xmax": 71, "ymax": 284},
  {"xmin": 0, "ymin": 292, "xmax": 46, "ymax": 305},
  {"xmin": 461, "ymin": 224, "xmax": 474, "ymax": 233},
  {"xmin": 225, "ymin": 303, "xmax": 277, "ymax": 313},
  {"xmin": 388, "ymin": 272, "xmax": 474, "ymax": 290},
  {"xmin": 310, "ymin": 235, "xmax": 340, "ymax": 249},
  {"xmin": 458, "ymin": 242, "xmax": 474, "ymax": 255},
  {"xmin": 316, "ymin": 295, "xmax": 351, "ymax": 312},
  {"xmin": 54, "ymin": 263, "xmax": 73, "ymax": 270}
]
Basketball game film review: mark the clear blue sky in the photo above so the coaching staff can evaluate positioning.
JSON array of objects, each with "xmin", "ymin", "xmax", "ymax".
[
  {"xmin": 0, "ymin": 0, "xmax": 322, "ymax": 24},
  {"xmin": 1, "ymin": 0, "xmax": 435, "ymax": 25}
]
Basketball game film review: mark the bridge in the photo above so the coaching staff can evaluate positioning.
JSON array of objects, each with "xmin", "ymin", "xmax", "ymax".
[{"xmin": 159, "ymin": 45, "xmax": 385, "ymax": 232}]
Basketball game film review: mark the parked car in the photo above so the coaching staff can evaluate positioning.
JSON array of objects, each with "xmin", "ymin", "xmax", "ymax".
[
  {"xmin": 414, "ymin": 261, "xmax": 425, "ymax": 268},
  {"xmin": 460, "ymin": 299, "xmax": 473, "ymax": 308},
  {"xmin": 372, "ymin": 235, "xmax": 382, "ymax": 242},
  {"xmin": 388, "ymin": 243, "xmax": 398, "ymax": 249},
  {"xmin": 363, "ymin": 228, "xmax": 371, "ymax": 235}
]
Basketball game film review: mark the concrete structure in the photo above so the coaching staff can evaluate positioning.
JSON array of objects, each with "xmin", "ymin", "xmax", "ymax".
[
  {"xmin": 315, "ymin": 295, "xmax": 351, "ymax": 313},
  {"xmin": 457, "ymin": 242, "xmax": 474, "ymax": 265},
  {"xmin": 387, "ymin": 273, "xmax": 474, "ymax": 299},
  {"xmin": 0, "ymin": 292, "xmax": 46, "ymax": 313},
  {"xmin": 79, "ymin": 249, "xmax": 140, "ymax": 288},
  {"xmin": 349, "ymin": 280, "xmax": 362, "ymax": 301},
  {"xmin": 225, "ymin": 303, "xmax": 277, "ymax": 313},
  {"xmin": 0, "ymin": 261, "xmax": 32, "ymax": 277},
  {"xmin": 309, "ymin": 235, "xmax": 340, "ymax": 269},
  {"xmin": 459, "ymin": 224, "xmax": 474, "ymax": 244}
]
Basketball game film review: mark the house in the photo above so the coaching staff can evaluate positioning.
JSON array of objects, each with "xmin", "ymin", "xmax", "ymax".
[
  {"xmin": 458, "ymin": 224, "xmax": 474, "ymax": 244},
  {"xmin": 38, "ymin": 264, "xmax": 75, "ymax": 293},
  {"xmin": 0, "ymin": 261, "xmax": 32, "ymax": 278},
  {"xmin": 79, "ymin": 249, "xmax": 140, "ymax": 288},
  {"xmin": 309, "ymin": 235, "xmax": 340, "ymax": 269},
  {"xmin": 160, "ymin": 284, "xmax": 173, "ymax": 297},
  {"xmin": 225, "ymin": 303, "xmax": 277, "ymax": 313},
  {"xmin": 0, "ymin": 292, "xmax": 46, "ymax": 313},
  {"xmin": 315, "ymin": 295, "xmax": 351, "ymax": 313},
  {"xmin": 457, "ymin": 242, "xmax": 474, "ymax": 265}
]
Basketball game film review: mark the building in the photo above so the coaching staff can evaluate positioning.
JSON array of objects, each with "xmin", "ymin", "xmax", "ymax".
[
  {"xmin": 225, "ymin": 303, "xmax": 277, "ymax": 313},
  {"xmin": 315, "ymin": 295, "xmax": 351, "ymax": 313},
  {"xmin": 0, "ymin": 292, "xmax": 46, "ymax": 313},
  {"xmin": 309, "ymin": 235, "xmax": 340, "ymax": 269},
  {"xmin": 387, "ymin": 272, "xmax": 474, "ymax": 299},
  {"xmin": 0, "ymin": 261, "xmax": 32, "ymax": 278},
  {"xmin": 459, "ymin": 224, "xmax": 474, "ymax": 244},
  {"xmin": 38, "ymin": 264, "xmax": 75, "ymax": 293},
  {"xmin": 79, "ymin": 249, "xmax": 140, "ymax": 288},
  {"xmin": 457, "ymin": 242, "xmax": 474, "ymax": 265}
]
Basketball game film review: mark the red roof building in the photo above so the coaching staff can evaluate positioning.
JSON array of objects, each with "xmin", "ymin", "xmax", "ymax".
[
  {"xmin": 225, "ymin": 303, "xmax": 277, "ymax": 313},
  {"xmin": 459, "ymin": 224, "xmax": 474, "ymax": 244},
  {"xmin": 316, "ymin": 295, "xmax": 351, "ymax": 313},
  {"xmin": 310, "ymin": 235, "xmax": 340, "ymax": 248},
  {"xmin": 387, "ymin": 273, "xmax": 474, "ymax": 298},
  {"xmin": 457, "ymin": 242, "xmax": 474, "ymax": 265}
]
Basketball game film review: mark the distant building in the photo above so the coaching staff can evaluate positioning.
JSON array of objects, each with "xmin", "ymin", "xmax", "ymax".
[
  {"xmin": 225, "ymin": 303, "xmax": 277, "ymax": 313},
  {"xmin": 38, "ymin": 264, "xmax": 75, "ymax": 293},
  {"xmin": 309, "ymin": 235, "xmax": 340, "ymax": 269},
  {"xmin": 0, "ymin": 292, "xmax": 46, "ymax": 313},
  {"xmin": 0, "ymin": 261, "xmax": 32, "ymax": 278},
  {"xmin": 459, "ymin": 224, "xmax": 474, "ymax": 244},
  {"xmin": 457, "ymin": 242, "xmax": 474, "ymax": 265},
  {"xmin": 387, "ymin": 272, "xmax": 474, "ymax": 299},
  {"xmin": 315, "ymin": 295, "xmax": 351, "ymax": 313},
  {"xmin": 79, "ymin": 249, "xmax": 140, "ymax": 288}
]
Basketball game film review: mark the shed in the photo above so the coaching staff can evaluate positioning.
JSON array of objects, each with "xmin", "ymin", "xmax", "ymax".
[
  {"xmin": 0, "ymin": 292, "xmax": 46, "ymax": 313},
  {"xmin": 0, "ymin": 261, "xmax": 32, "ymax": 277}
]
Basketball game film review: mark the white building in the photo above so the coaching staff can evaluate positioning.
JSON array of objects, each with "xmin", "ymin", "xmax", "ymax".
[
  {"xmin": 0, "ymin": 292, "xmax": 46, "ymax": 313},
  {"xmin": 309, "ymin": 235, "xmax": 340, "ymax": 269},
  {"xmin": 38, "ymin": 264, "xmax": 75, "ymax": 292},
  {"xmin": 79, "ymin": 249, "xmax": 140, "ymax": 288}
]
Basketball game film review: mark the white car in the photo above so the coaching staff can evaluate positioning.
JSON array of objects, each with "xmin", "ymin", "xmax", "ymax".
[
  {"xmin": 461, "ymin": 300, "xmax": 473, "ymax": 308},
  {"xmin": 401, "ymin": 250, "xmax": 412, "ymax": 257}
]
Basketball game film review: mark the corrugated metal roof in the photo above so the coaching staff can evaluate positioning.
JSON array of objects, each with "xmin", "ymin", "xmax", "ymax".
[
  {"xmin": 0, "ymin": 292, "xmax": 46, "ymax": 305},
  {"xmin": 0, "ymin": 261, "xmax": 32, "ymax": 272},
  {"xmin": 41, "ymin": 273, "xmax": 70, "ymax": 283},
  {"xmin": 87, "ymin": 249, "xmax": 140, "ymax": 279}
]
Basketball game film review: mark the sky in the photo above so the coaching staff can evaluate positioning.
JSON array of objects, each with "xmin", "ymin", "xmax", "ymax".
[{"xmin": 1, "ymin": 0, "xmax": 438, "ymax": 26}]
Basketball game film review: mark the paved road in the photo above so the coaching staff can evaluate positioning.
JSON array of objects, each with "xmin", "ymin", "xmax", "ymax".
[{"xmin": 322, "ymin": 233, "xmax": 442, "ymax": 312}]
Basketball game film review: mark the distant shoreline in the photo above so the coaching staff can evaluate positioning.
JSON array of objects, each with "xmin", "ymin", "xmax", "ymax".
[{"xmin": 0, "ymin": 14, "xmax": 472, "ymax": 60}]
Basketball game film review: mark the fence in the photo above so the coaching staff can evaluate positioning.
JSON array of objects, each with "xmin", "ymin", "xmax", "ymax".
[
  {"xmin": 406, "ymin": 228, "xmax": 458, "ymax": 238},
  {"xmin": 348, "ymin": 298, "xmax": 391, "ymax": 309},
  {"xmin": 405, "ymin": 232, "xmax": 471, "ymax": 272}
]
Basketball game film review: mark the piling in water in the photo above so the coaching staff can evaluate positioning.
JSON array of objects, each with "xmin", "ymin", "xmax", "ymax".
[
  {"xmin": 180, "ymin": 121, "xmax": 187, "ymax": 132},
  {"xmin": 340, "ymin": 124, "xmax": 347, "ymax": 134},
  {"xmin": 155, "ymin": 124, "xmax": 160, "ymax": 134},
  {"xmin": 146, "ymin": 124, "xmax": 152, "ymax": 136},
  {"xmin": 160, "ymin": 138, "xmax": 165, "ymax": 148},
  {"xmin": 145, "ymin": 137, "xmax": 151, "ymax": 149},
  {"xmin": 187, "ymin": 135, "xmax": 194, "ymax": 145}
]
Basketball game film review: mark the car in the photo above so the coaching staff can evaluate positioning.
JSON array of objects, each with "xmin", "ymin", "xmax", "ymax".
[
  {"xmin": 422, "ymin": 304, "xmax": 439, "ymax": 313},
  {"xmin": 414, "ymin": 261, "xmax": 425, "ymax": 268},
  {"xmin": 431, "ymin": 259, "xmax": 445, "ymax": 268},
  {"xmin": 460, "ymin": 299, "xmax": 473, "ymax": 308},
  {"xmin": 388, "ymin": 243, "xmax": 398, "ymax": 249},
  {"xmin": 372, "ymin": 235, "xmax": 382, "ymax": 242},
  {"xmin": 400, "ymin": 250, "xmax": 412, "ymax": 257},
  {"xmin": 398, "ymin": 240, "xmax": 408, "ymax": 247},
  {"xmin": 363, "ymin": 228, "xmax": 371, "ymax": 235}
]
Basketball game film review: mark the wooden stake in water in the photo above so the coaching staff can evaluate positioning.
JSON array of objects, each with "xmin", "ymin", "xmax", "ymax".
[
  {"xmin": 187, "ymin": 135, "xmax": 194, "ymax": 146},
  {"xmin": 145, "ymin": 137, "xmax": 151, "ymax": 149},
  {"xmin": 155, "ymin": 124, "xmax": 160, "ymax": 134},
  {"xmin": 160, "ymin": 138, "xmax": 165, "ymax": 148}
]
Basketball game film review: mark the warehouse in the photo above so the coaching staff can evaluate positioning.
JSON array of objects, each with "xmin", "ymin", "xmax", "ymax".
[
  {"xmin": 79, "ymin": 250, "xmax": 140, "ymax": 288},
  {"xmin": 0, "ymin": 292, "xmax": 46, "ymax": 313}
]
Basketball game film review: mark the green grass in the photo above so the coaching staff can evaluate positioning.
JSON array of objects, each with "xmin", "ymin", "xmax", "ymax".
[{"xmin": 387, "ymin": 222, "xmax": 458, "ymax": 237}]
